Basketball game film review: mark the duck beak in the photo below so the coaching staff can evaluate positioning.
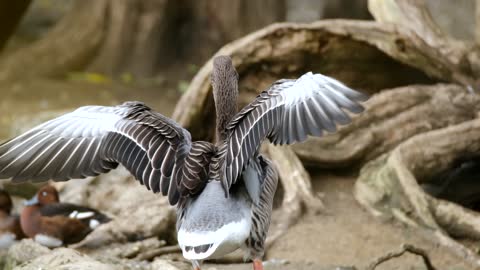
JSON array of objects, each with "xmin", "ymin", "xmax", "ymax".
[{"xmin": 24, "ymin": 195, "xmax": 39, "ymax": 206}]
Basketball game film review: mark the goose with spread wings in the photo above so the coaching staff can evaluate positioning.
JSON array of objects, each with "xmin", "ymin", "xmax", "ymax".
[{"xmin": 0, "ymin": 55, "xmax": 367, "ymax": 270}]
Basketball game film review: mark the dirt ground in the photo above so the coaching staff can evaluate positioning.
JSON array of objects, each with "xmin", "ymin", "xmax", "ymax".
[{"xmin": 205, "ymin": 171, "xmax": 473, "ymax": 270}]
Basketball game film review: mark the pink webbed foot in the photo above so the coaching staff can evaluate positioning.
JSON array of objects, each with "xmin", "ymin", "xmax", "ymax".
[
  {"xmin": 191, "ymin": 260, "xmax": 201, "ymax": 270},
  {"xmin": 253, "ymin": 259, "xmax": 263, "ymax": 270}
]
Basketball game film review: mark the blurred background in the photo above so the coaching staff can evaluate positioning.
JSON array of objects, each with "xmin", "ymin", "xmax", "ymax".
[
  {"xmin": 0, "ymin": 0, "xmax": 475, "ymax": 140},
  {"xmin": 1, "ymin": 1, "xmax": 480, "ymax": 270}
]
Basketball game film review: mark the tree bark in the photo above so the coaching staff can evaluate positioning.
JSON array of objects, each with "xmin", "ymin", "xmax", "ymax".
[
  {"xmin": 0, "ymin": 1, "xmax": 32, "ymax": 52},
  {"xmin": 476, "ymin": 0, "xmax": 480, "ymax": 44},
  {"xmin": 0, "ymin": 0, "xmax": 108, "ymax": 81},
  {"xmin": 368, "ymin": 0, "xmax": 479, "ymax": 87},
  {"xmin": 355, "ymin": 118, "xmax": 480, "ymax": 266},
  {"xmin": 181, "ymin": 0, "xmax": 285, "ymax": 65},
  {"xmin": 88, "ymin": 0, "xmax": 175, "ymax": 76},
  {"xmin": 293, "ymin": 84, "xmax": 480, "ymax": 167},
  {"xmin": 0, "ymin": 0, "xmax": 286, "ymax": 79}
]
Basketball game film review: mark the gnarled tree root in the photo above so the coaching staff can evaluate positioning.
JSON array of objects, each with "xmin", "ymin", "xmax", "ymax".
[
  {"xmin": 355, "ymin": 118, "xmax": 480, "ymax": 267},
  {"xmin": 368, "ymin": 0, "xmax": 480, "ymax": 84},
  {"xmin": 293, "ymin": 83, "xmax": 480, "ymax": 167},
  {"xmin": 366, "ymin": 244, "xmax": 437, "ymax": 270}
]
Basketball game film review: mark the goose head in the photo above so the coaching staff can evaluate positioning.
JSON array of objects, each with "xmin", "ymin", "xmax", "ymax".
[{"xmin": 24, "ymin": 185, "xmax": 59, "ymax": 206}]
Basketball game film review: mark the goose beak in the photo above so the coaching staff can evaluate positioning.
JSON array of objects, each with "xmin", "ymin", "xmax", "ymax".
[{"xmin": 24, "ymin": 195, "xmax": 39, "ymax": 206}]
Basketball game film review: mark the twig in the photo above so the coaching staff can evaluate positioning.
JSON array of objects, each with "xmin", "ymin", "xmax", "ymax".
[
  {"xmin": 135, "ymin": 245, "xmax": 182, "ymax": 261},
  {"xmin": 366, "ymin": 244, "xmax": 437, "ymax": 270}
]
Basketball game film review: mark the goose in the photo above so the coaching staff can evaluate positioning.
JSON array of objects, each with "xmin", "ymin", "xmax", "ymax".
[{"xmin": 0, "ymin": 55, "xmax": 367, "ymax": 269}]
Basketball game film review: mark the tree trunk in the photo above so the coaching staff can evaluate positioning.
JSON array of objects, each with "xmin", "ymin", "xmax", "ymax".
[
  {"xmin": 0, "ymin": 0, "xmax": 108, "ymax": 81},
  {"xmin": 91, "ymin": 0, "xmax": 286, "ymax": 75},
  {"xmin": 181, "ymin": 0, "xmax": 285, "ymax": 65},
  {"xmin": 0, "ymin": 1, "xmax": 32, "ymax": 52},
  {"xmin": 476, "ymin": 0, "xmax": 480, "ymax": 44},
  {"xmin": 0, "ymin": 0, "xmax": 286, "ymax": 80}
]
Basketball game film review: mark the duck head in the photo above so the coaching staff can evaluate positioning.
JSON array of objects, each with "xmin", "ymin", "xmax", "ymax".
[
  {"xmin": 24, "ymin": 185, "xmax": 59, "ymax": 206},
  {"xmin": 211, "ymin": 56, "xmax": 239, "ymax": 142}
]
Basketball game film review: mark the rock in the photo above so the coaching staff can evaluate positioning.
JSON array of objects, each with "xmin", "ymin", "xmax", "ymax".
[
  {"xmin": 13, "ymin": 248, "xmax": 118, "ymax": 270},
  {"xmin": 83, "ymin": 237, "xmax": 167, "ymax": 259},
  {"xmin": 7, "ymin": 239, "xmax": 50, "ymax": 264},
  {"xmin": 2, "ymin": 240, "xmax": 187, "ymax": 270},
  {"xmin": 150, "ymin": 259, "xmax": 190, "ymax": 270}
]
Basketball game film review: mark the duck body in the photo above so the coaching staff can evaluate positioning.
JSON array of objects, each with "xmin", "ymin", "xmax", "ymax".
[
  {"xmin": 0, "ymin": 55, "xmax": 367, "ymax": 268},
  {"xmin": 0, "ymin": 190, "xmax": 24, "ymax": 248},
  {"xmin": 20, "ymin": 185, "xmax": 110, "ymax": 247}
]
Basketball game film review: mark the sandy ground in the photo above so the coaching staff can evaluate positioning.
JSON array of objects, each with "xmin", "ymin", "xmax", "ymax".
[{"xmin": 204, "ymin": 171, "xmax": 473, "ymax": 270}]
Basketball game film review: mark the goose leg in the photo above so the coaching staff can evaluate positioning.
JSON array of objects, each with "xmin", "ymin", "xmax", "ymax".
[
  {"xmin": 191, "ymin": 260, "xmax": 201, "ymax": 270},
  {"xmin": 253, "ymin": 259, "xmax": 263, "ymax": 270}
]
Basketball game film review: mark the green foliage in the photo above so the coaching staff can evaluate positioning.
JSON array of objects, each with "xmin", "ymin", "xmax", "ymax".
[
  {"xmin": 177, "ymin": 80, "xmax": 189, "ymax": 93},
  {"xmin": 187, "ymin": 64, "xmax": 199, "ymax": 75},
  {"xmin": 66, "ymin": 72, "xmax": 111, "ymax": 84},
  {"xmin": 120, "ymin": 72, "xmax": 134, "ymax": 84}
]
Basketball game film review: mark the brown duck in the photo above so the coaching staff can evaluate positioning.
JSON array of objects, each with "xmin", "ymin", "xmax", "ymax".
[
  {"xmin": 0, "ymin": 189, "xmax": 25, "ymax": 248},
  {"xmin": 21, "ymin": 185, "xmax": 110, "ymax": 247}
]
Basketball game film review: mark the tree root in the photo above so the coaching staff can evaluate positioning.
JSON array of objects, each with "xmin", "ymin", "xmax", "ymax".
[
  {"xmin": 366, "ymin": 244, "xmax": 437, "ymax": 270},
  {"xmin": 293, "ymin": 84, "xmax": 480, "ymax": 167},
  {"xmin": 355, "ymin": 118, "xmax": 480, "ymax": 266},
  {"xmin": 368, "ymin": 0, "xmax": 479, "ymax": 84}
]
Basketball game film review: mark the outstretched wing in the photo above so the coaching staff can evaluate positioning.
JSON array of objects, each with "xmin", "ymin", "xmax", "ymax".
[
  {"xmin": 0, "ymin": 102, "xmax": 214, "ymax": 205},
  {"xmin": 220, "ymin": 72, "xmax": 368, "ymax": 189}
]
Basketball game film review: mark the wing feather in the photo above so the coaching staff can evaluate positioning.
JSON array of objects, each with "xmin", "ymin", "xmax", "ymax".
[
  {"xmin": 0, "ymin": 102, "xmax": 214, "ymax": 205},
  {"xmin": 219, "ymin": 72, "xmax": 367, "ymax": 189}
]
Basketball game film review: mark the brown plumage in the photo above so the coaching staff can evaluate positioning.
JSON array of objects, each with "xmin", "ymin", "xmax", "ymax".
[
  {"xmin": 0, "ymin": 190, "xmax": 25, "ymax": 248},
  {"xmin": 20, "ymin": 185, "xmax": 110, "ymax": 247},
  {"xmin": 211, "ymin": 56, "xmax": 239, "ymax": 142}
]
